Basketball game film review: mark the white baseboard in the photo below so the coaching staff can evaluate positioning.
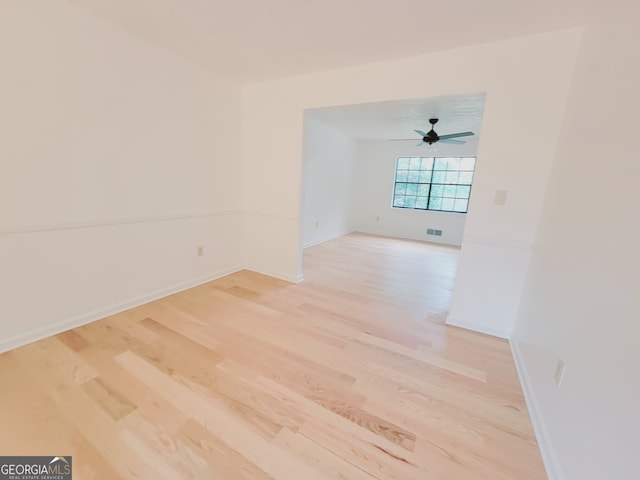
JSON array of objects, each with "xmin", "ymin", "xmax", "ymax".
[
  {"xmin": 0, "ymin": 265, "xmax": 244, "ymax": 354},
  {"xmin": 352, "ymin": 230, "xmax": 462, "ymax": 248},
  {"xmin": 510, "ymin": 339, "xmax": 565, "ymax": 480},
  {"xmin": 245, "ymin": 267, "xmax": 304, "ymax": 284},
  {"xmin": 303, "ymin": 231, "xmax": 351, "ymax": 249},
  {"xmin": 445, "ymin": 315, "xmax": 511, "ymax": 339}
]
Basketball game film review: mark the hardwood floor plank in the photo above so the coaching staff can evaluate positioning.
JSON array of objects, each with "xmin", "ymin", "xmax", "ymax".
[
  {"xmin": 82, "ymin": 377, "xmax": 138, "ymax": 421},
  {"xmin": 9, "ymin": 345, "xmax": 160, "ymax": 479},
  {"xmin": 178, "ymin": 419, "xmax": 273, "ymax": 480},
  {"xmin": 119, "ymin": 410, "xmax": 211, "ymax": 479},
  {"xmin": 357, "ymin": 331, "xmax": 487, "ymax": 382},
  {"xmin": 0, "ymin": 233, "xmax": 546, "ymax": 478},
  {"xmin": 114, "ymin": 350, "xmax": 285, "ymax": 442},
  {"xmin": 272, "ymin": 428, "xmax": 379, "ymax": 480}
]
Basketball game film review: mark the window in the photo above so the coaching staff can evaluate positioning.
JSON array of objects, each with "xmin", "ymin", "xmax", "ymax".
[{"xmin": 392, "ymin": 156, "xmax": 476, "ymax": 213}]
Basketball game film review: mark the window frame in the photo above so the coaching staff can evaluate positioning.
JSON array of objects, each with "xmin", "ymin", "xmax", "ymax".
[{"xmin": 391, "ymin": 156, "xmax": 476, "ymax": 214}]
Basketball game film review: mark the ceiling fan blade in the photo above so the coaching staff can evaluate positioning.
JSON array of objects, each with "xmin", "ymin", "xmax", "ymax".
[
  {"xmin": 438, "ymin": 131, "xmax": 474, "ymax": 140},
  {"xmin": 416, "ymin": 141, "xmax": 425, "ymax": 147},
  {"xmin": 439, "ymin": 139, "xmax": 466, "ymax": 145},
  {"xmin": 414, "ymin": 130, "xmax": 427, "ymax": 137}
]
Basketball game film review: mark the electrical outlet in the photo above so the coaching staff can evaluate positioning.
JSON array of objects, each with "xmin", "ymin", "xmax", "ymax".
[
  {"xmin": 434, "ymin": 229, "xmax": 442, "ymax": 236},
  {"xmin": 554, "ymin": 358, "xmax": 565, "ymax": 387},
  {"xmin": 427, "ymin": 228, "xmax": 435, "ymax": 235},
  {"xmin": 197, "ymin": 245, "xmax": 204, "ymax": 257}
]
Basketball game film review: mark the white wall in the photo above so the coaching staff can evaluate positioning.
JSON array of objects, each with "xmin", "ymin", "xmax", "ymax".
[
  {"xmin": 0, "ymin": 1, "xmax": 243, "ymax": 351},
  {"xmin": 301, "ymin": 117, "xmax": 356, "ymax": 247},
  {"xmin": 352, "ymin": 138, "xmax": 478, "ymax": 246},
  {"xmin": 242, "ymin": 29, "xmax": 582, "ymax": 337},
  {"xmin": 512, "ymin": 4, "xmax": 640, "ymax": 479}
]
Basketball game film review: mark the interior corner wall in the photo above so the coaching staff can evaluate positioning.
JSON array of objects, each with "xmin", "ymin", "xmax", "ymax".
[
  {"xmin": 352, "ymin": 138, "xmax": 479, "ymax": 247},
  {"xmin": 242, "ymin": 29, "xmax": 582, "ymax": 338},
  {"xmin": 0, "ymin": 1, "xmax": 244, "ymax": 351},
  {"xmin": 301, "ymin": 117, "xmax": 356, "ymax": 248},
  {"xmin": 511, "ymin": 5, "xmax": 640, "ymax": 479}
]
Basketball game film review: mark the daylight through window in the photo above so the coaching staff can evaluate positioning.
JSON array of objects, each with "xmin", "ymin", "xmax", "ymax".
[{"xmin": 392, "ymin": 157, "xmax": 476, "ymax": 213}]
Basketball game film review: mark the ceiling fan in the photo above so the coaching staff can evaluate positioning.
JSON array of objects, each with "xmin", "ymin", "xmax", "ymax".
[{"xmin": 409, "ymin": 118, "xmax": 474, "ymax": 146}]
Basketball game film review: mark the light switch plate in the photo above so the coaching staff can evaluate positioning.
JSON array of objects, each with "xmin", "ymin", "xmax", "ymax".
[
  {"xmin": 554, "ymin": 358, "xmax": 566, "ymax": 386},
  {"xmin": 494, "ymin": 189, "xmax": 508, "ymax": 206}
]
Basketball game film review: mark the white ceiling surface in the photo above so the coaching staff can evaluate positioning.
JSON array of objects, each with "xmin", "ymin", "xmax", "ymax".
[
  {"xmin": 306, "ymin": 94, "xmax": 486, "ymax": 141},
  {"xmin": 68, "ymin": 0, "xmax": 599, "ymax": 82}
]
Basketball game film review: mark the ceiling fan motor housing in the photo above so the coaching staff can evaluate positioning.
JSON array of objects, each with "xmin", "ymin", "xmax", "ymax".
[
  {"xmin": 424, "ymin": 131, "xmax": 439, "ymax": 144},
  {"xmin": 425, "ymin": 118, "xmax": 440, "ymax": 144},
  {"xmin": 411, "ymin": 117, "xmax": 473, "ymax": 145}
]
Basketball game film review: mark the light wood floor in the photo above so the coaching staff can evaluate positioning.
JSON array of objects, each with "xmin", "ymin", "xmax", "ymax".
[{"xmin": 0, "ymin": 233, "xmax": 546, "ymax": 479}]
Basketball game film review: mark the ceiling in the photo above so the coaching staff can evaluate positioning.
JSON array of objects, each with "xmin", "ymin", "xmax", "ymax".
[
  {"xmin": 68, "ymin": 0, "xmax": 599, "ymax": 83},
  {"xmin": 306, "ymin": 94, "xmax": 486, "ymax": 141}
]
